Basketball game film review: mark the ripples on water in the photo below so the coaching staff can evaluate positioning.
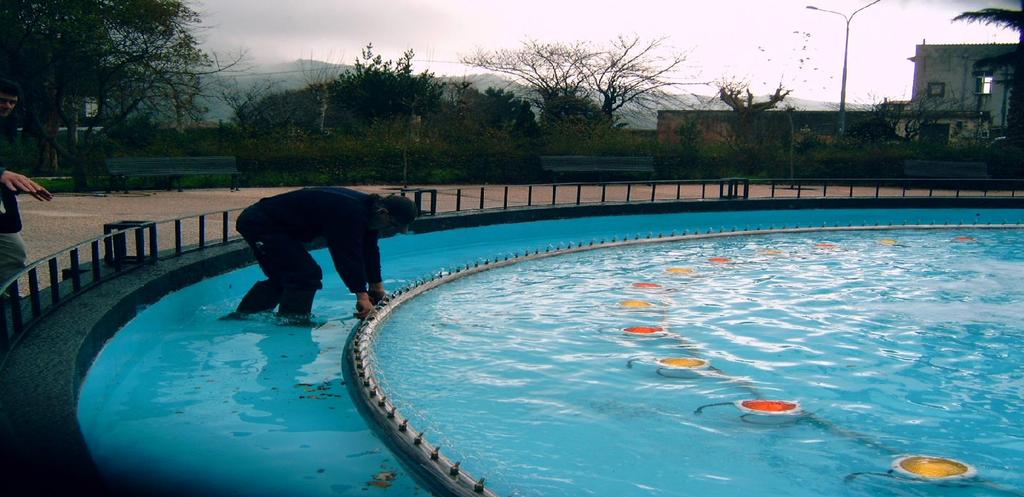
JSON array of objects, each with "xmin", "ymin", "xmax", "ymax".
[{"xmin": 375, "ymin": 229, "xmax": 1024, "ymax": 497}]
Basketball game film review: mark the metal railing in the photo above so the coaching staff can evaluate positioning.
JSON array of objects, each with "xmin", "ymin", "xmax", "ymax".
[
  {"xmin": 402, "ymin": 178, "xmax": 1023, "ymax": 216},
  {"xmin": 3, "ymin": 176, "xmax": 1023, "ymax": 363},
  {"xmin": 0, "ymin": 207, "xmax": 244, "ymax": 364}
]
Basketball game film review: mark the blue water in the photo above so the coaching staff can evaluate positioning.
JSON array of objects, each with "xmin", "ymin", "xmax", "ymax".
[
  {"xmin": 374, "ymin": 228, "xmax": 1024, "ymax": 496},
  {"xmin": 77, "ymin": 209, "xmax": 1024, "ymax": 497}
]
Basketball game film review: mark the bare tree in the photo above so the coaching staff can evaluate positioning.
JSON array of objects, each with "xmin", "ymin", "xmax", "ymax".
[
  {"xmin": 585, "ymin": 35, "xmax": 688, "ymax": 118},
  {"xmin": 461, "ymin": 40, "xmax": 594, "ymax": 115},
  {"xmin": 717, "ymin": 80, "xmax": 791, "ymax": 143},
  {"xmin": 300, "ymin": 52, "xmax": 345, "ymax": 134}
]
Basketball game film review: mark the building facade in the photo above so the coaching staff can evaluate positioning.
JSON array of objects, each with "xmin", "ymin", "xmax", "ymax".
[{"xmin": 908, "ymin": 43, "xmax": 1016, "ymax": 142}]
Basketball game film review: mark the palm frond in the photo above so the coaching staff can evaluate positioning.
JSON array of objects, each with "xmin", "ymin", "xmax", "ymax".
[{"xmin": 953, "ymin": 9, "xmax": 1024, "ymax": 31}]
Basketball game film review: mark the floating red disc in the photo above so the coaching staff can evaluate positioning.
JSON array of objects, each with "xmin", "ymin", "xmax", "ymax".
[{"xmin": 623, "ymin": 326, "xmax": 664, "ymax": 335}]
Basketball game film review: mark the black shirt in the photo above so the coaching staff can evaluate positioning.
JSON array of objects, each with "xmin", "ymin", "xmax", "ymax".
[{"xmin": 253, "ymin": 187, "xmax": 382, "ymax": 294}]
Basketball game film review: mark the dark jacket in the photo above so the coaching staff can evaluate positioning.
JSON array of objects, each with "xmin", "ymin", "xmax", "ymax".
[
  {"xmin": 247, "ymin": 187, "xmax": 382, "ymax": 293},
  {"xmin": 0, "ymin": 167, "xmax": 21, "ymax": 234}
]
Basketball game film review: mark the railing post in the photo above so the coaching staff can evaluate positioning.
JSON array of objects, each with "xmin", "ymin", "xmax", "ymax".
[
  {"xmin": 8, "ymin": 280, "xmax": 22, "ymax": 336},
  {"xmin": 551, "ymin": 184, "xmax": 557, "ymax": 206},
  {"xmin": 822, "ymin": 182, "xmax": 828, "ymax": 198},
  {"xmin": 198, "ymin": 215, "xmax": 206, "ymax": 248},
  {"xmin": 222, "ymin": 211, "xmax": 229, "ymax": 244},
  {"xmin": 600, "ymin": 184, "xmax": 607, "ymax": 203},
  {"xmin": 48, "ymin": 258, "xmax": 60, "ymax": 305},
  {"xmin": 134, "ymin": 227, "xmax": 145, "ymax": 262},
  {"xmin": 0, "ymin": 291, "xmax": 8, "ymax": 351},
  {"xmin": 771, "ymin": 180, "xmax": 776, "ymax": 198},
  {"xmin": 479, "ymin": 187, "xmax": 485, "ymax": 210},
  {"xmin": 701, "ymin": 183, "xmax": 706, "ymax": 199},
  {"xmin": 70, "ymin": 248, "xmax": 82, "ymax": 292},
  {"xmin": 650, "ymin": 183, "xmax": 657, "ymax": 202},
  {"xmin": 626, "ymin": 183, "xmax": 632, "ymax": 202},
  {"xmin": 91, "ymin": 241, "xmax": 101, "ymax": 282},
  {"xmin": 576, "ymin": 184, "xmax": 582, "ymax": 205},
  {"xmin": 455, "ymin": 189, "xmax": 462, "ymax": 212},
  {"xmin": 849, "ymin": 184, "xmax": 854, "ymax": 197},
  {"xmin": 429, "ymin": 190, "xmax": 437, "ymax": 215},
  {"xmin": 149, "ymin": 223, "xmax": 158, "ymax": 263},
  {"xmin": 174, "ymin": 220, "xmax": 183, "ymax": 256},
  {"xmin": 503, "ymin": 186, "xmax": 509, "ymax": 209},
  {"xmin": 676, "ymin": 183, "xmax": 682, "ymax": 200},
  {"xmin": 875, "ymin": 181, "xmax": 881, "ymax": 198},
  {"xmin": 28, "ymin": 268, "xmax": 41, "ymax": 318},
  {"xmin": 796, "ymin": 180, "xmax": 802, "ymax": 199},
  {"xmin": 527, "ymin": 185, "xmax": 533, "ymax": 206}
]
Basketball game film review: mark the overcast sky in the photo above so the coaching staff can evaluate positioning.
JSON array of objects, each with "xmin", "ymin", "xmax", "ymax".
[{"xmin": 194, "ymin": 0, "xmax": 1020, "ymax": 103}]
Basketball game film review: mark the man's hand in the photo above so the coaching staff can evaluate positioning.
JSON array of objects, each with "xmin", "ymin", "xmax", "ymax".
[
  {"xmin": 368, "ymin": 282, "xmax": 387, "ymax": 305},
  {"xmin": 1, "ymin": 170, "xmax": 53, "ymax": 201},
  {"xmin": 354, "ymin": 292, "xmax": 374, "ymax": 319}
]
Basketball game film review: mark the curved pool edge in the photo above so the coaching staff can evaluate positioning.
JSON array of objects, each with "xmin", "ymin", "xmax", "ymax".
[
  {"xmin": 2, "ymin": 196, "xmax": 1023, "ymax": 495},
  {"xmin": 346, "ymin": 223, "xmax": 1024, "ymax": 497}
]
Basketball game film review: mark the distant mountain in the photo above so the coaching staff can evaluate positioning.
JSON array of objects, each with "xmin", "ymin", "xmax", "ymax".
[{"xmin": 200, "ymin": 60, "xmax": 854, "ymax": 130}]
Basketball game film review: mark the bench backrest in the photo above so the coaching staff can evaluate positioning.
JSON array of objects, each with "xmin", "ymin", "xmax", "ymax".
[
  {"xmin": 903, "ymin": 160, "xmax": 989, "ymax": 179},
  {"xmin": 106, "ymin": 156, "xmax": 239, "ymax": 176},
  {"xmin": 540, "ymin": 156, "xmax": 654, "ymax": 173}
]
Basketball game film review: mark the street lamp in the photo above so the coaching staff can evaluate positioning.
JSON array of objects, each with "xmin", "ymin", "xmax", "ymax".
[{"xmin": 807, "ymin": 0, "xmax": 881, "ymax": 136}]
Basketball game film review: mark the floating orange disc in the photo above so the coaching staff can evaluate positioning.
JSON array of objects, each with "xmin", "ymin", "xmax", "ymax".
[
  {"xmin": 952, "ymin": 236, "xmax": 976, "ymax": 242},
  {"xmin": 632, "ymin": 282, "xmax": 663, "ymax": 289},
  {"xmin": 620, "ymin": 300, "xmax": 654, "ymax": 308},
  {"xmin": 623, "ymin": 326, "xmax": 663, "ymax": 335},
  {"xmin": 657, "ymin": 357, "xmax": 708, "ymax": 369},
  {"xmin": 759, "ymin": 249, "xmax": 784, "ymax": 256},
  {"xmin": 815, "ymin": 243, "xmax": 837, "ymax": 249},
  {"xmin": 666, "ymin": 267, "xmax": 695, "ymax": 274},
  {"xmin": 879, "ymin": 239, "xmax": 898, "ymax": 246},
  {"xmin": 708, "ymin": 257, "xmax": 732, "ymax": 264},
  {"xmin": 735, "ymin": 399, "xmax": 803, "ymax": 415},
  {"xmin": 892, "ymin": 456, "xmax": 976, "ymax": 481}
]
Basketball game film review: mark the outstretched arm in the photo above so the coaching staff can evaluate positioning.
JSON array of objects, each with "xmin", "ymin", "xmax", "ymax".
[{"xmin": 0, "ymin": 168, "xmax": 53, "ymax": 201}]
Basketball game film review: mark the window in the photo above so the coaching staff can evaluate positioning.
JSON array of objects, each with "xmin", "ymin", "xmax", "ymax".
[
  {"xmin": 927, "ymin": 82, "xmax": 945, "ymax": 98},
  {"xmin": 975, "ymin": 73, "xmax": 993, "ymax": 95}
]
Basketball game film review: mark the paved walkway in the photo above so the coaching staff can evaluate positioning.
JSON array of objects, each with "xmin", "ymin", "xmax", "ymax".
[{"xmin": 19, "ymin": 182, "xmax": 993, "ymax": 264}]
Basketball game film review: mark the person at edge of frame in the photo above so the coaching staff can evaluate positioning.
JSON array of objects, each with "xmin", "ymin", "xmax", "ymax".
[
  {"xmin": 233, "ymin": 186, "xmax": 418, "ymax": 321},
  {"xmin": 0, "ymin": 77, "xmax": 54, "ymax": 286}
]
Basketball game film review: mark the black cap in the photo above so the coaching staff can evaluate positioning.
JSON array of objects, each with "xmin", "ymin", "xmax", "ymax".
[{"xmin": 382, "ymin": 195, "xmax": 419, "ymax": 226}]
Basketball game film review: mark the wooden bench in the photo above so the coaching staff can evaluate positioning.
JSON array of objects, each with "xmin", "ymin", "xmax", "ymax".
[
  {"xmin": 903, "ymin": 160, "xmax": 989, "ymax": 179},
  {"xmin": 106, "ymin": 156, "xmax": 240, "ymax": 192},
  {"xmin": 540, "ymin": 155, "xmax": 654, "ymax": 180}
]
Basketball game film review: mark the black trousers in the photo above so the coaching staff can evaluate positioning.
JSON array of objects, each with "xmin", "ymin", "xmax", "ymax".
[{"xmin": 236, "ymin": 205, "xmax": 324, "ymax": 291}]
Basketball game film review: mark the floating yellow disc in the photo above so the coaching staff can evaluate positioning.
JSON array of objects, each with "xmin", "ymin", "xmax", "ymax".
[
  {"xmin": 953, "ymin": 236, "xmax": 976, "ymax": 242},
  {"xmin": 892, "ymin": 456, "xmax": 976, "ymax": 480},
  {"xmin": 666, "ymin": 267, "xmax": 695, "ymax": 274},
  {"xmin": 632, "ymin": 282, "xmax": 663, "ymax": 289},
  {"xmin": 623, "ymin": 326, "xmax": 663, "ymax": 335},
  {"xmin": 620, "ymin": 300, "xmax": 654, "ymax": 308},
  {"xmin": 879, "ymin": 239, "xmax": 898, "ymax": 246},
  {"xmin": 815, "ymin": 242, "xmax": 837, "ymax": 249},
  {"xmin": 759, "ymin": 249, "xmax": 784, "ymax": 256},
  {"xmin": 657, "ymin": 357, "xmax": 707, "ymax": 369},
  {"xmin": 708, "ymin": 257, "xmax": 732, "ymax": 264}
]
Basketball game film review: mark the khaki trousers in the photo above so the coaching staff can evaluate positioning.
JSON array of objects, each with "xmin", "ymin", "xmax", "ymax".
[{"xmin": 0, "ymin": 232, "xmax": 27, "ymax": 286}]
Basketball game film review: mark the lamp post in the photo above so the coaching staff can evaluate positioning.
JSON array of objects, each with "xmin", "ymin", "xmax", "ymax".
[{"xmin": 807, "ymin": 0, "xmax": 880, "ymax": 136}]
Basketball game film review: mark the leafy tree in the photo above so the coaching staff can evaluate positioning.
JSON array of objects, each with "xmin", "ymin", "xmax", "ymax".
[
  {"xmin": 0, "ymin": 0, "xmax": 221, "ymax": 189},
  {"xmin": 332, "ymin": 45, "xmax": 443, "ymax": 123},
  {"xmin": 954, "ymin": 2, "xmax": 1024, "ymax": 145}
]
